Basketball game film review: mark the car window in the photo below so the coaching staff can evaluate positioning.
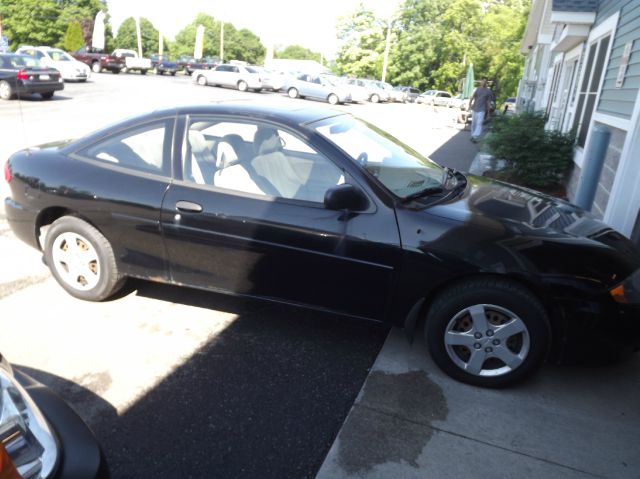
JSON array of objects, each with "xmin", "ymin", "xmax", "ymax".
[
  {"xmin": 48, "ymin": 50, "xmax": 73, "ymax": 61},
  {"xmin": 183, "ymin": 118, "xmax": 344, "ymax": 203},
  {"xmin": 78, "ymin": 119, "xmax": 172, "ymax": 175}
]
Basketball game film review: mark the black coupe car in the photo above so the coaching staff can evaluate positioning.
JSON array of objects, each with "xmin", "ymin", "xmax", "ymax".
[
  {"xmin": 4, "ymin": 103, "xmax": 640, "ymax": 387},
  {"xmin": 0, "ymin": 353, "xmax": 107, "ymax": 478}
]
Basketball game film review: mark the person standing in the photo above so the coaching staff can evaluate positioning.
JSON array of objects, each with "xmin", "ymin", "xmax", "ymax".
[{"xmin": 469, "ymin": 78, "xmax": 492, "ymax": 142}]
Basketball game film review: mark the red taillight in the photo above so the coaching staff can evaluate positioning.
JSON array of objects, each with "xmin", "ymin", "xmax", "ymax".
[
  {"xmin": 16, "ymin": 69, "xmax": 29, "ymax": 80},
  {"xmin": 4, "ymin": 161, "xmax": 11, "ymax": 183}
]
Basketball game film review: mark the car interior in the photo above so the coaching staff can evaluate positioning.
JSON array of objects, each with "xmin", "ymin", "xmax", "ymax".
[{"xmin": 184, "ymin": 121, "xmax": 345, "ymax": 203}]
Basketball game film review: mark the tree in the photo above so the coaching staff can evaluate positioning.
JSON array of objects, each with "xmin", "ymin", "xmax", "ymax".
[
  {"xmin": 276, "ymin": 45, "xmax": 321, "ymax": 62},
  {"xmin": 0, "ymin": 0, "xmax": 64, "ymax": 51},
  {"xmin": 334, "ymin": 2, "xmax": 385, "ymax": 78},
  {"xmin": 63, "ymin": 21, "xmax": 84, "ymax": 52},
  {"xmin": 115, "ymin": 17, "xmax": 159, "ymax": 56},
  {"xmin": 0, "ymin": 0, "xmax": 112, "ymax": 51},
  {"xmin": 172, "ymin": 13, "xmax": 265, "ymax": 63}
]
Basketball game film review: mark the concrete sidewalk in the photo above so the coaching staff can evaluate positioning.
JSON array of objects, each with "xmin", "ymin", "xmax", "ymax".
[{"xmin": 316, "ymin": 329, "xmax": 640, "ymax": 479}]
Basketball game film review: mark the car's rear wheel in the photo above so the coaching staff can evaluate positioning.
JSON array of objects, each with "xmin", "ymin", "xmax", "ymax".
[
  {"xmin": 288, "ymin": 87, "xmax": 298, "ymax": 98},
  {"xmin": 327, "ymin": 93, "xmax": 339, "ymax": 105},
  {"xmin": 370, "ymin": 94, "xmax": 380, "ymax": 103},
  {"xmin": 44, "ymin": 217, "xmax": 125, "ymax": 301},
  {"xmin": 237, "ymin": 80, "xmax": 248, "ymax": 92},
  {"xmin": 170, "ymin": 71, "xmax": 176, "ymax": 76},
  {"xmin": 425, "ymin": 278, "xmax": 550, "ymax": 388},
  {"xmin": 41, "ymin": 91, "xmax": 54, "ymax": 100},
  {"xmin": 140, "ymin": 69, "xmax": 147, "ymax": 75},
  {"xmin": 0, "ymin": 81, "xmax": 15, "ymax": 100},
  {"xmin": 91, "ymin": 62, "xmax": 102, "ymax": 73},
  {"xmin": 197, "ymin": 75, "xmax": 207, "ymax": 86}
]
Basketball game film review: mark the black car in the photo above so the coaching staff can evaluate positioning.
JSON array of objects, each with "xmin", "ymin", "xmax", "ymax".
[
  {"xmin": 4, "ymin": 103, "xmax": 640, "ymax": 387},
  {"xmin": 0, "ymin": 353, "xmax": 107, "ymax": 478},
  {"xmin": 0, "ymin": 53, "xmax": 64, "ymax": 100},
  {"xmin": 150, "ymin": 54, "xmax": 178, "ymax": 75}
]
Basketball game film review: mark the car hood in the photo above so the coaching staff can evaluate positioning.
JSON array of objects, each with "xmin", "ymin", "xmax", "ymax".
[{"xmin": 419, "ymin": 173, "xmax": 640, "ymax": 282}]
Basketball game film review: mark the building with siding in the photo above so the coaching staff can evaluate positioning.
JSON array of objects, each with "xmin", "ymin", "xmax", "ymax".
[{"xmin": 518, "ymin": 0, "xmax": 640, "ymax": 244}]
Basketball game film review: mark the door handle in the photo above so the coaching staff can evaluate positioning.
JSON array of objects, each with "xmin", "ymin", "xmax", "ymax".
[{"xmin": 175, "ymin": 200, "xmax": 203, "ymax": 213}]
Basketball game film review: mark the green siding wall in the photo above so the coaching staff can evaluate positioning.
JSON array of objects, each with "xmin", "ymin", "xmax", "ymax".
[{"xmin": 596, "ymin": 0, "xmax": 640, "ymax": 119}]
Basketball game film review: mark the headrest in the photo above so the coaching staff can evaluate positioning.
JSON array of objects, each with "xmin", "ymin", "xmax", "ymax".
[
  {"xmin": 188, "ymin": 130, "xmax": 209, "ymax": 154},
  {"xmin": 254, "ymin": 127, "xmax": 282, "ymax": 155}
]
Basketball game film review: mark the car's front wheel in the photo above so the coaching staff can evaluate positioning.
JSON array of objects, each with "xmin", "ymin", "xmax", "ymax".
[
  {"xmin": 370, "ymin": 94, "xmax": 380, "ymax": 103},
  {"xmin": 44, "ymin": 216, "xmax": 125, "ymax": 301},
  {"xmin": 237, "ymin": 80, "xmax": 248, "ymax": 92},
  {"xmin": 425, "ymin": 278, "xmax": 550, "ymax": 388},
  {"xmin": 91, "ymin": 62, "xmax": 102, "ymax": 73},
  {"xmin": 287, "ymin": 87, "xmax": 298, "ymax": 99},
  {"xmin": 327, "ymin": 93, "xmax": 339, "ymax": 105},
  {"xmin": 197, "ymin": 75, "xmax": 208, "ymax": 86}
]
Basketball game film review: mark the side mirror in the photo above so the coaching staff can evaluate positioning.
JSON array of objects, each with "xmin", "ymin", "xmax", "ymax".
[{"xmin": 324, "ymin": 184, "xmax": 369, "ymax": 212}]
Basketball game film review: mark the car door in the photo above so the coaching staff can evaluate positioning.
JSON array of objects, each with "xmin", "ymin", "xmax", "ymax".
[
  {"xmin": 160, "ymin": 115, "xmax": 401, "ymax": 320},
  {"xmin": 69, "ymin": 116, "xmax": 176, "ymax": 280}
]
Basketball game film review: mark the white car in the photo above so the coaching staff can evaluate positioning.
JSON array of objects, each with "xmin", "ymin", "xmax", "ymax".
[
  {"xmin": 193, "ymin": 64, "xmax": 263, "ymax": 92},
  {"xmin": 16, "ymin": 46, "xmax": 90, "ymax": 81},
  {"xmin": 418, "ymin": 90, "xmax": 453, "ymax": 106}
]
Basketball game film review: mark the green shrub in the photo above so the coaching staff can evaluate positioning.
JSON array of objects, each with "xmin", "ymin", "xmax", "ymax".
[
  {"xmin": 483, "ymin": 111, "xmax": 575, "ymax": 194},
  {"xmin": 63, "ymin": 21, "xmax": 84, "ymax": 53}
]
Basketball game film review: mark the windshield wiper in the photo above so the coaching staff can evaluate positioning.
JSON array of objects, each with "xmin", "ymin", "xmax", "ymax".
[{"xmin": 401, "ymin": 186, "xmax": 444, "ymax": 203}]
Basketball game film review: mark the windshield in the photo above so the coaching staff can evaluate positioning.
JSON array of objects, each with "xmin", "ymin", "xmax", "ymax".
[
  {"xmin": 49, "ymin": 50, "xmax": 74, "ymax": 61},
  {"xmin": 312, "ymin": 115, "xmax": 446, "ymax": 198}
]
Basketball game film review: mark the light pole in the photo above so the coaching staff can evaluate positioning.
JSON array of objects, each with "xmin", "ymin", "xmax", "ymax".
[{"xmin": 381, "ymin": 19, "xmax": 393, "ymax": 83}]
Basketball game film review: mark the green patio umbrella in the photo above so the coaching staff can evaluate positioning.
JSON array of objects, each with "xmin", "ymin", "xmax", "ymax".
[{"xmin": 462, "ymin": 63, "xmax": 474, "ymax": 99}]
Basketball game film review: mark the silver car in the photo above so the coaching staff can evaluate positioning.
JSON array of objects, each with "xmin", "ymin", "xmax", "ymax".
[
  {"xmin": 285, "ymin": 74, "xmax": 351, "ymax": 105},
  {"xmin": 193, "ymin": 64, "xmax": 263, "ymax": 92}
]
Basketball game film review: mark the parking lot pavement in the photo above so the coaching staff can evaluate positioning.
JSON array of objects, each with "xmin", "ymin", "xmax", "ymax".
[{"xmin": 316, "ymin": 329, "xmax": 640, "ymax": 479}]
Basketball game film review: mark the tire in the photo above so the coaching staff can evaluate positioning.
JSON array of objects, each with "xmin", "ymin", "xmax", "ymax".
[
  {"xmin": 170, "ymin": 71, "xmax": 176, "ymax": 76},
  {"xmin": 237, "ymin": 80, "xmax": 248, "ymax": 92},
  {"xmin": 153, "ymin": 67, "xmax": 160, "ymax": 75},
  {"xmin": 197, "ymin": 75, "xmax": 208, "ymax": 86},
  {"xmin": 91, "ymin": 62, "xmax": 102, "ymax": 74},
  {"xmin": 0, "ymin": 80, "xmax": 15, "ymax": 100},
  {"xmin": 370, "ymin": 94, "xmax": 380, "ymax": 103},
  {"xmin": 112, "ymin": 69, "xmax": 120, "ymax": 74},
  {"xmin": 41, "ymin": 91, "xmax": 54, "ymax": 100},
  {"xmin": 424, "ymin": 278, "xmax": 550, "ymax": 388},
  {"xmin": 327, "ymin": 93, "xmax": 339, "ymax": 105},
  {"xmin": 287, "ymin": 87, "xmax": 298, "ymax": 99},
  {"xmin": 140, "ymin": 69, "xmax": 147, "ymax": 75},
  {"xmin": 121, "ymin": 66, "xmax": 128, "ymax": 74},
  {"xmin": 44, "ymin": 216, "xmax": 125, "ymax": 302}
]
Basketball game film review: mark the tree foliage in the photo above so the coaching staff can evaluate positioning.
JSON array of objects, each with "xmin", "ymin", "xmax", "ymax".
[
  {"xmin": 63, "ymin": 21, "xmax": 85, "ymax": 52},
  {"xmin": 171, "ymin": 13, "xmax": 265, "ymax": 63},
  {"xmin": 0, "ymin": 0, "xmax": 111, "ymax": 51},
  {"xmin": 115, "ymin": 17, "xmax": 159, "ymax": 56},
  {"xmin": 275, "ymin": 45, "xmax": 321, "ymax": 62},
  {"xmin": 335, "ymin": 0, "xmax": 530, "ymax": 100}
]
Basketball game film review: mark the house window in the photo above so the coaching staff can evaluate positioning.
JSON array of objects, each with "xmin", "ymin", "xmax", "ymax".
[{"xmin": 572, "ymin": 35, "xmax": 611, "ymax": 147}]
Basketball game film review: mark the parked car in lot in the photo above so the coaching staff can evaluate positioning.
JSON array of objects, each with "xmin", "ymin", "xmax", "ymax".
[
  {"xmin": 0, "ymin": 53, "xmax": 64, "ymax": 100},
  {"xmin": 418, "ymin": 89, "xmax": 453, "ymax": 106},
  {"xmin": 150, "ymin": 55, "xmax": 178, "ymax": 75},
  {"xmin": 502, "ymin": 96, "xmax": 517, "ymax": 114},
  {"xmin": 5, "ymin": 103, "xmax": 640, "ymax": 388},
  {"xmin": 179, "ymin": 57, "xmax": 209, "ymax": 75},
  {"xmin": 390, "ymin": 86, "xmax": 420, "ymax": 103},
  {"xmin": 448, "ymin": 94, "xmax": 469, "ymax": 110},
  {"xmin": 253, "ymin": 67, "xmax": 286, "ymax": 92},
  {"xmin": 15, "ymin": 46, "xmax": 90, "ymax": 81},
  {"xmin": 0, "ymin": 352, "xmax": 108, "ymax": 478},
  {"xmin": 72, "ymin": 46, "xmax": 125, "ymax": 73},
  {"xmin": 113, "ymin": 49, "xmax": 151, "ymax": 75},
  {"xmin": 193, "ymin": 63, "xmax": 262, "ymax": 92},
  {"xmin": 341, "ymin": 77, "xmax": 370, "ymax": 103},
  {"xmin": 286, "ymin": 73, "xmax": 351, "ymax": 104}
]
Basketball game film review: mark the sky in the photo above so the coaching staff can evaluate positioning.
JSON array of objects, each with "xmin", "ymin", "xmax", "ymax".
[{"xmin": 106, "ymin": 0, "xmax": 400, "ymax": 58}]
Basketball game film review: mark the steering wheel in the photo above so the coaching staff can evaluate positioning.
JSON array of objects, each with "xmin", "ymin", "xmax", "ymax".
[{"xmin": 356, "ymin": 152, "xmax": 368, "ymax": 167}]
